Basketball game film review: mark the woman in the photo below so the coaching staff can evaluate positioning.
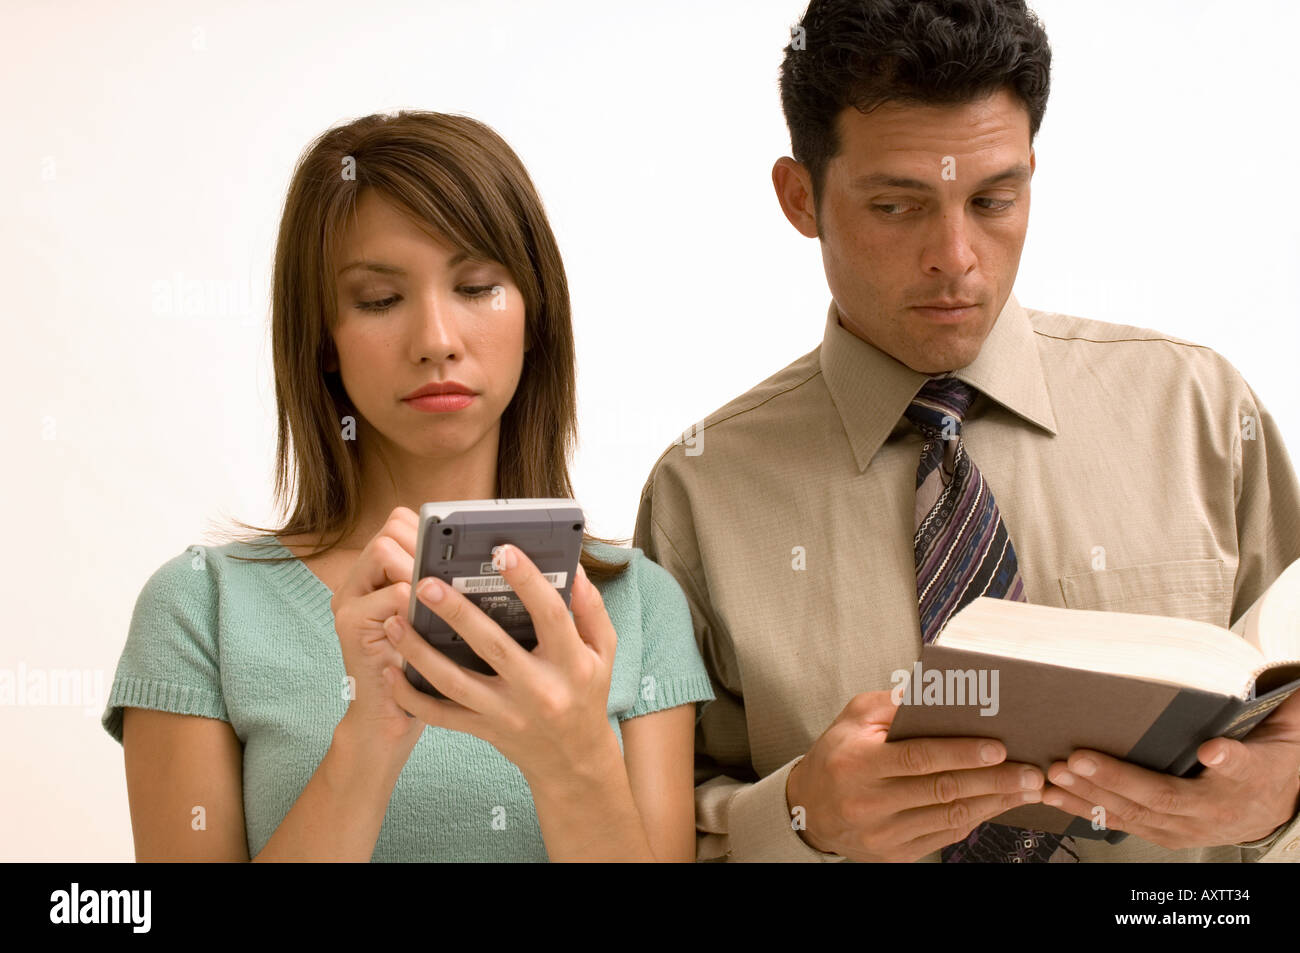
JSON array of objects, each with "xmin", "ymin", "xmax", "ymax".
[{"xmin": 100, "ymin": 111, "xmax": 715, "ymax": 861}]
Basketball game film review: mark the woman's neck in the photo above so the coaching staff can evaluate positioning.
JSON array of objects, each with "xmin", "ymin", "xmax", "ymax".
[{"xmin": 342, "ymin": 422, "xmax": 501, "ymax": 548}]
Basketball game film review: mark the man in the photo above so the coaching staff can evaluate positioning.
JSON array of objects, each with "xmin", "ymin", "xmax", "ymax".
[{"xmin": 633, "ymin": 0, "xmax": 1300, "ymax": 862}]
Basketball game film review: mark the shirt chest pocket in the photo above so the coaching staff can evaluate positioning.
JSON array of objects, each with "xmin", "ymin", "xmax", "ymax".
[{"xmin": 1057, "ymin": 558, "xmax": 1231, "ymax": 629}]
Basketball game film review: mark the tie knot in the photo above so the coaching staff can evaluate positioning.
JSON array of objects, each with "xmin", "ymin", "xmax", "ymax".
[{"xmin": 904, "ymin": 376, "xmax": 977, "ymax": 434}]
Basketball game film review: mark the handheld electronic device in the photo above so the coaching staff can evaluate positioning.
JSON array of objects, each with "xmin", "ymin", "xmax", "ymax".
[{"xmin": 404, "ymin": 498, "xmax": 586, "ymax": 697}]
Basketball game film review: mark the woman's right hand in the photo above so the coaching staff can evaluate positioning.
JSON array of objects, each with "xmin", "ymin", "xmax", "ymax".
[{"xmin": 330, "ymin": 506, "xmax": 426, "ymax": 752}]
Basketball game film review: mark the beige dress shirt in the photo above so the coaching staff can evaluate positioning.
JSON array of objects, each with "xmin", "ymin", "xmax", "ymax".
[{"xmin": 632, "ymin": 291, "xmax": 1300, "ymax": 862}]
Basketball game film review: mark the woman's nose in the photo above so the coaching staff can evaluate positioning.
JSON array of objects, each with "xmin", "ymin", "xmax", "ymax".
[{"xmin": 409, "ymin": 292, "xmax": 465, "ymax": 362}]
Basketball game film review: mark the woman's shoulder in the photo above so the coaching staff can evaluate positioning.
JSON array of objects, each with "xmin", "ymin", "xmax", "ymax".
[
  {"xmin": 120, "ymin": 535, "xmax": 315, "ymax": 676},
  {"xmin": 583, "ymin": 539, "xmax": 635, "ymax": 569},
  {"xmin": 104, "ymin": 538, "xmax": 283, "ymax": 745},
  {"xmin": 132, "ymin": 536, "xmax": 286, "ymax": 610},
  {"xmin": 587, "ymin": 544, "xmax": 715, "ymax": 717},
  {"xmin": 584, "ymin": 542, "xmax": 690, "ymax": 621},
  {"xmin": 584, "ymin": 541, "xmax": 655, "ymax": 591},
  {"xmin": 135, "ymin": 542, "xmax": 222, "ymax": 601}
]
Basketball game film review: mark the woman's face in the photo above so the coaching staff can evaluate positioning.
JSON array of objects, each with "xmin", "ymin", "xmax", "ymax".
[{"xmin": 328, "ymin": 190, "xmax": 527, "ymax": 467}]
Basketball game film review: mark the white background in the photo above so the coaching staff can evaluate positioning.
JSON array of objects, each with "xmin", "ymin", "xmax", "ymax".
[{"xmin": 3, "ymin": 0, "xmax": 1297, "ymax": 860}]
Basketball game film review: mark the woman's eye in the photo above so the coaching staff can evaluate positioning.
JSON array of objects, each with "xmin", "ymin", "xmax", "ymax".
[
  {"xmin": 356, "ymin": 295, "xmax": 399, "ymax": 312},
  {"xmin": 355, "ymin": 286, "xmax": 500, "ymax": 312}
]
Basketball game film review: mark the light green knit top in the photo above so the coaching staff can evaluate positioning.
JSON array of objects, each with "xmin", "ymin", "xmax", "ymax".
[{"xmin": 101, "ymin": 536, "xmax": 715, "ymax": 861}]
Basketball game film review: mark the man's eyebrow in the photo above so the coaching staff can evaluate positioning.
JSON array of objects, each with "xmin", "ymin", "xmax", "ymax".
[
  {"xmin": 851, "ymin": 163, "xmax": 1031, "ymax": 193},
  {"xmin": 336, "ymin": 250, "xmax": 479, "ymax": 277}
]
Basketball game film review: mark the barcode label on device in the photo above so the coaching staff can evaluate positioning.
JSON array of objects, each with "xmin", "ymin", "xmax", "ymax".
[{"xmin": 452, "ymin": 571, "xmax": 567, "ymax": 593}]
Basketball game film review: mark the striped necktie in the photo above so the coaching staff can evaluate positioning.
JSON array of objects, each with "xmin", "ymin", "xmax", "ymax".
[{"xmin": 905, "ymin": 376, "xmax": 1078, "ymax": 863}]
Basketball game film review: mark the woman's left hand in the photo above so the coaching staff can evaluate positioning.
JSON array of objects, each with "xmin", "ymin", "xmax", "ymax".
[{"xmin": 380, "ymin": 543, "xmax": 619, "ymax": 784}]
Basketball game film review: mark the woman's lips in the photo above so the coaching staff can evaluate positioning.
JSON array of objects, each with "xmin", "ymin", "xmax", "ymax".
[{"xmin": 403, "ymin": 394, "xmax": 475, "ymax": 412}]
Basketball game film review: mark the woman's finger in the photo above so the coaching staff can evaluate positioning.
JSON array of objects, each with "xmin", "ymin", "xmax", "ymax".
[
  {"xmin": 383, "ymin": 612, "xmax": 503, "ymax": 717},
  {"xmin": 414, "ymin": 574, "xmax": 532, "ymax": 683},
  {"xmin": 489, "ymin": 544, "xmax": 584, "ymax": 661},
  {"xmin": 384, "ymin": 664, "xmax": 482, "ymax": 737},
  {"xmin": 334, "ymin": 510, "xmax": 418, "ymax": 601},
  {"xmin": 343, "ymin": 580, "xmax": 412, "ymax": 647},
  {"xmin": 569, "ymin": 563, "xmax": 617, "ymax": 664}
]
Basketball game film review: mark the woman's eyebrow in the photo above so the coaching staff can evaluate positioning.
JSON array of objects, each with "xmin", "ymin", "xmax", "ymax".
[
  {"xmin": 336, "ymin": 251, "xmax": 486, "ymax": 277},
  {"xmin": 337, "ymin": 260, "xmax": 405, "ymax": 277}
]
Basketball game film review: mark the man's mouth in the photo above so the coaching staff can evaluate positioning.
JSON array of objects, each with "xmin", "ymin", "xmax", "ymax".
[{"xmin": 912, "ymin": 302, "xmax": 979, "ymax": 323}]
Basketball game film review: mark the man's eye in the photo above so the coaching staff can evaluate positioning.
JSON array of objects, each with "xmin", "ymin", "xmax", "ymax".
[
  {"xmin": 356, "ymin": 295, "xmax": 399, "ymax": 312},
  {"xmin": 872, "ymin": 203, "xmax": 914, "ymax": 216},
  {"xmin": 975, "ymin": 198, "xmax": 1015, "ymax": 211}
]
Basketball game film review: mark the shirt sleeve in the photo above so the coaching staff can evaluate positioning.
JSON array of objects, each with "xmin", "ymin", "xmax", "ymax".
[
  {"xmin": 1229, "ymin": 377, "xmax": 1300, "ymax": 626},
  {"xmin": 1229, "ymin": 377, "xmax": 1300, "ymax": 861},
  {"xmin": 101, "ymin": 546, "xmax": 230, "ymax": 745},
  {"xmin": 634, "ymin": 467, "xmax": 842, "ymax": 862},
  {"xmin": 618, "ymin": 551, "xmax": 717, "ymax": 721}
]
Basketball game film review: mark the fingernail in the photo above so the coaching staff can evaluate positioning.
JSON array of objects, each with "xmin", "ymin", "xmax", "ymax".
[
  {"xmin": 1055, "ymin": 770, "xmax": 1076, "ymax": 786},
  {"xmin": 1022, "ymin": 790, "xmax": 1042, "ymax": 803},
  {"xmin": 420, "ymin": 577, "xmax": 444, "ymax": 602},
  {"xmin": 1020, "ymin": 769, "xmax": 1041, "ymax": 790},
  {"xmin": 1207, "ymin": 749, "xmax": 1226, "ymax": 766},
  {"xmin": 384, "ymin": 615, "xmax": 402, "ymax": 640},
  {"xmin": 980, "ymin": 743, "xmax": 1002, "ymax": 764},
  {"xmin": 491, "ymin": 544, "xmax": 517, "ymax": 571},
  {"xmin": 1074, "ymin": 758, "xmax": 1096, "ymax": 777}
]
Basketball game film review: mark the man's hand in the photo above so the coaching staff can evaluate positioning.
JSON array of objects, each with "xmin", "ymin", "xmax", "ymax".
[
  {"xmin": 1042, "ymin": 689, "xmax": 1300, "ymax": 849},
  {"xmin": 785, "ymin": 690, "xmax": 1045, "ymax": 862}
]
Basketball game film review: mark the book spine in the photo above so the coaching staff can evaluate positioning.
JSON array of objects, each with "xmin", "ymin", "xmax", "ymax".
[{"xmin": 1163, "ymin": 679, "xmax": 1300, "ymax": 778}]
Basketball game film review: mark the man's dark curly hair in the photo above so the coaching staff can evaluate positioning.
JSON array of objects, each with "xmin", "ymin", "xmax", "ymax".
[{"xmin": 779, "ymin": 0, "xmax": 1051, "ymax": 216}]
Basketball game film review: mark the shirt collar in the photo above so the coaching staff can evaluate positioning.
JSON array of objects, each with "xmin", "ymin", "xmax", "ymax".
[{"xmin": 819, "ymin": 291, "xmax": 1058, "ymax": 472}]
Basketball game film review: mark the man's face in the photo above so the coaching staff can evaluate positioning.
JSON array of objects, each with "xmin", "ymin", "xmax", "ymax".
[{"xmin": 777, "ymin": 87, "xmax": 1035, "ymax": 373}]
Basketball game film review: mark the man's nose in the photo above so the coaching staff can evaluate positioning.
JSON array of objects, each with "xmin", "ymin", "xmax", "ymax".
[{"xmin": 922, "ymin": 209, "xmax": 978, "ymax": 276}]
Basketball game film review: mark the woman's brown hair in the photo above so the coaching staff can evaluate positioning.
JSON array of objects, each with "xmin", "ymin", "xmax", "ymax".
[{"xmin": 217, "ymin": 110, "xmax": 630, "ymax": 581}]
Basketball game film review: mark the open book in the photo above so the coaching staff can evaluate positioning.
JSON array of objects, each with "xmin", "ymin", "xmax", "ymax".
[{"xmin": 885, "ymin": 558, "xmax": 1300, "ymax": 843}]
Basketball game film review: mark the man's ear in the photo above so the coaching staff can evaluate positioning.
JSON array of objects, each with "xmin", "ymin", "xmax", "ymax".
[{"xmin": 772, "ymin": 157, "xmax": 820, "ymax": 239}]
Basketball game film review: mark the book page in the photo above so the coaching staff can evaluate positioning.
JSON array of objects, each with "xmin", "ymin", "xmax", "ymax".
[
  {"xmin": 937, "ymin": 598, "xmax": 1263, "ymax": 697},
  {"xmin": 1230, "ymin": 557, "xmax": 1300, "ymax": 661}
]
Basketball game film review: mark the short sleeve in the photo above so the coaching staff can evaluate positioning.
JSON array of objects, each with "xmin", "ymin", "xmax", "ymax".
[
  {"xmin": 101, "ymin": 547, "xmax": 230, "ymax": 744},
  {"xmin": 618, "ymin": 553, "xmax": 716, "ymax": 721},
  {"xmin": 1230, "ymin": 377, "xmax": 1300, "ymax": 626}
]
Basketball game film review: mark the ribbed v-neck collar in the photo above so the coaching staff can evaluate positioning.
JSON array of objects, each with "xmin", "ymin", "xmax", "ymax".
[{"xmin": 257, "ymin": 535, "xmax": 336, "ymax": 631}]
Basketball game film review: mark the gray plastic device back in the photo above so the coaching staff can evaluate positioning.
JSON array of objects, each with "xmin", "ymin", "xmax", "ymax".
[{"xmin": 404, "ymin": 498, "xmax": 585, "ymax": 695}]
